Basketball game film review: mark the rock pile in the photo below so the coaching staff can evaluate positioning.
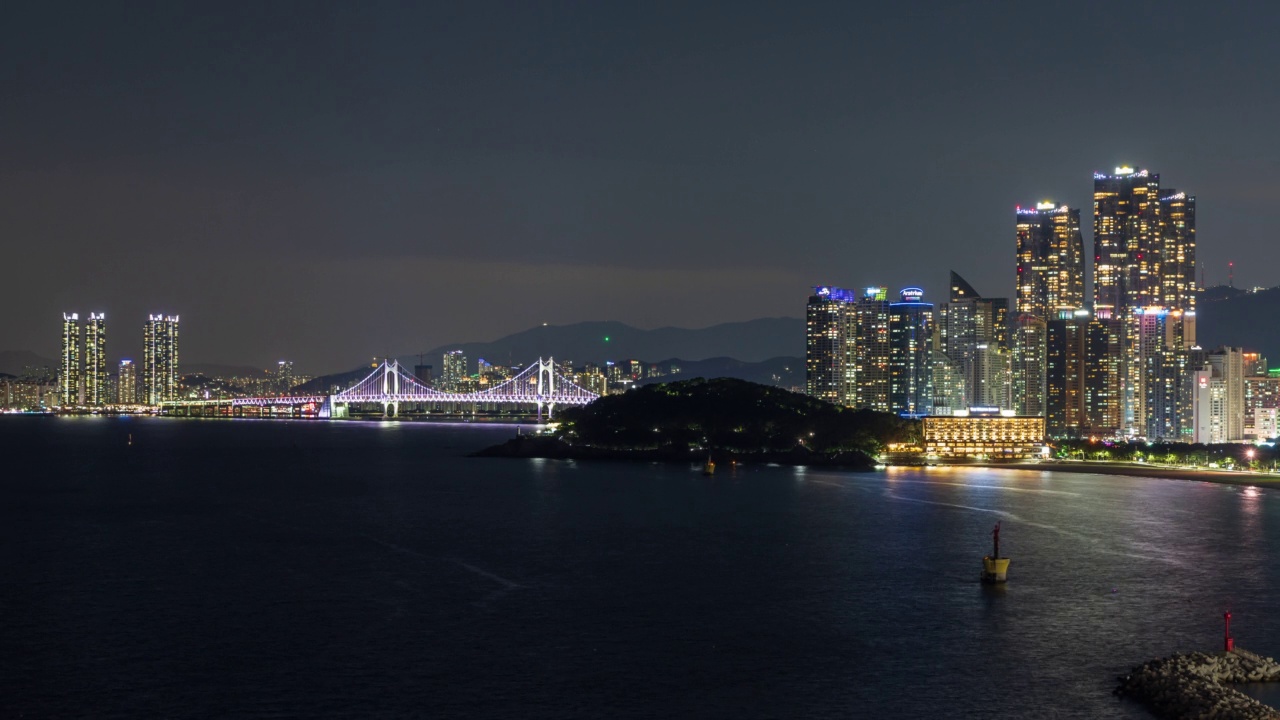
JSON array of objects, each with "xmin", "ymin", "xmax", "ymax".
[{"xmin": 1115, "ymin": 649, "xmax": 1280, "ymax": 719}]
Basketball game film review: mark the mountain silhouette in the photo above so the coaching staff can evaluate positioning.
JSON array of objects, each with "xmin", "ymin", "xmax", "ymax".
[{"xmin": 414, "ymin": 318, "xmax": 803, "ymax": 368}]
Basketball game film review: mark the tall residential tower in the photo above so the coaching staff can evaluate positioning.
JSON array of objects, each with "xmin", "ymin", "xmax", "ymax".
[
  {"xmin": 60, "ymin": 313, "xmax": 80, "ymax": 406},
  {"xmin": 1015, "ymin": 202, "xmax": 1085, "ymax": 320},
  {"xmin": 143, "ymin": 315, "xmax": 180, "ymax": 405},
  {"xmin": 887, "ymin": 288, "xmax": 933, "ymax": 416},
  {"xmin": 1093, "ymin": 167, "xmax": 1162, "ymax": 318},
  {"xmin": 805, "ymin": 286, "xmax": 854, "ymax": 402},
  {"xmin": 85, "ymin": 313, "xmax": 107, "ymax": 406}
]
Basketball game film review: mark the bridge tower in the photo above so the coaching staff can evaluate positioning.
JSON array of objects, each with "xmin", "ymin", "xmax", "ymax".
[
  {"xmin": 382, "ymin": 359, "xmax": 400, "ymax": 417},
  {"xmin": 536, "ymin": 357, "xmax": 557, "ymax": 421}
]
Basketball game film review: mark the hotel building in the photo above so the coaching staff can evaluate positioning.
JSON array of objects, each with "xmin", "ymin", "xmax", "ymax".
[{"xmin": 923, "ymin": 409, "xmax": 1046, "ymax": 459}]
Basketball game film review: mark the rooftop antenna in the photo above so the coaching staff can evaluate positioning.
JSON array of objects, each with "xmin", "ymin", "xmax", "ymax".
[{"xmin": 1229, "ymin": 261, "xmax": 1235, "ymax": 289}]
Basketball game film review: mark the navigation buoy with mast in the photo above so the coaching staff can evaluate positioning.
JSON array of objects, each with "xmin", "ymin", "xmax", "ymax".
[{"xmin": 981, "ymin": 522, "xmax": 1010, "ymax": 583}]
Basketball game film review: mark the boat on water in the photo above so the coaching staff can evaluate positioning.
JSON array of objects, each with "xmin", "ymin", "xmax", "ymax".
[{"xmin": 703, "ymin": 457, "xmax": 716, "ymax": 476}]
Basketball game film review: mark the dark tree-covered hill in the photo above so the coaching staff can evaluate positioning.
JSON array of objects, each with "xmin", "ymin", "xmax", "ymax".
[{"xmin": 555, "ymin": 377, "xmax": 916, "ymax": 455}]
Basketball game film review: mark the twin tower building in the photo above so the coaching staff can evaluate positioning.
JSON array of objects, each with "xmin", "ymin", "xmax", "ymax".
[
  {"xmin": 59, "ymin": 313, "xmax": 180, "ymax": 407},
  {"xmin": 807, "ymin": 166, "xmax": 1214, "ymax": 441}
]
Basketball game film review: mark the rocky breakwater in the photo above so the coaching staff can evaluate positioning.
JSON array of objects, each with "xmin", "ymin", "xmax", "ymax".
[{"xmin": 1115, "ymin": 649, "xmax": 1280, "ymax": 719}]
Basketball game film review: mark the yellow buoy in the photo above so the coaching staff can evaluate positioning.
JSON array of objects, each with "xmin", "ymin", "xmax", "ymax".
[{"xmin": 981, "ymin": 522, "xmax": 1010, "ymax": 583}]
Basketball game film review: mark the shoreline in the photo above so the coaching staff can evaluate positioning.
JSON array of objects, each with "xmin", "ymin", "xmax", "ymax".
[{"xmin": 945, "ymin": 460, "xmax": 1280, "ymax": 486}]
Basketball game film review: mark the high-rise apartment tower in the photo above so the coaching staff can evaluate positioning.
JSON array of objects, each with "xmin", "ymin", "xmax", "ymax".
[
  {"xmin": 60, "ymin": 313, "xmax": 80, "ymax": 406},
  {"xmin": 1015, "ymin": 202, "xmax": 1085, "ymax": 320},
  {"xmin": 85, "ymin": 313, "xmax": 107, "ymax": 406},
  {"xmin": 143, "ymin": 314, "xmax": 180, "ymax": 405}
]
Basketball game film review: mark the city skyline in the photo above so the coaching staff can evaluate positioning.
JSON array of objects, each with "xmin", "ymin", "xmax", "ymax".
[
  {"xmin": 803, "ymin": 160, "xmax": 1277, "ymax": 443},
  {"xmin": 3, "ymin": 3, "xmax": 1279, "ymax": 371}
]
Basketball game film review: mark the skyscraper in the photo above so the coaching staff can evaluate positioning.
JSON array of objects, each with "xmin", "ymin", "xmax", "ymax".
[
  {"xmin": 1015, "ymin": 202, "xmax": 1084, "ymax": 320},
  {"xmin": 1045, "ymin": 312, "xmax": 1122, "ymax": 437},
  {"xmin": 85, "ymin": 312, "xmax": 107, "ymax": 406},
  {"xmin": 143, "ymin": 314, "xmax": 180, "ymax": 405},
  {"xmin": 1193, "ymin": 347, "xmax": 1245, "ymax": 444},
  {"xmin": 1158, "ymin": 189, "xmax": 1197, "ymax": 323},
  {"xmin": 1012, "ymin": 315, "xmax": 1047, "ymax": 417},
  {"xmin": 1093, "ymin": 167, "xmax": 1162, "ymax": 317},
  {"xmin": 805, "ymin": 286, "xmax": 854, "ymax": 403},
  {"xmin": 60, "ymin": 313, "xmax": 80, "ymax": 406},
  {"xmin": 939, "ymin": 272, "xmax": 1009, "ymax": 410},
  {"xmin": 888, "ymin": 288, "xmax": 933, "ymax": 416},
  {"xmin": 1092, "ymin": 167, "xmax": 1199, "ymax": 436},
  {"xmin": 275, "ymin": 360, "xmax": 295, "ymax": 394},
  {"xmin": 1133, "ymin": 307, "xmax": 1193, "ymax": 440},
  {"xmin": 851, "ymin": 287, "xmax": 891, "ymax": 412},
  {"xmin": 441, "ymin": 350, "xmax": 468, "ymax": 392},
  {"xmin": 118, "ymin": 359, "xmax": 136, "ymax": 404}
]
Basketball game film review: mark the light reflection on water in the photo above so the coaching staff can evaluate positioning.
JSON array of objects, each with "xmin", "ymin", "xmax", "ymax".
[{"xmin": 5, "ymin": 419, "xmax": 1280, "ymax": 719}]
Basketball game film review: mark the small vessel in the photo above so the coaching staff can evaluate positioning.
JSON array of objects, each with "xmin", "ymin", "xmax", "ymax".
[
  {"xmin": 981, "ymin": 522, "xmax": 1010, "ymax": 583},
  {"xmin": 703, "ymin": 456, "xmax": 716, "ymax": 476}
]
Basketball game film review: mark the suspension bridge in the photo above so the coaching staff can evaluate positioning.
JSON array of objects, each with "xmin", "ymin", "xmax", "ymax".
[{"xmin": 160, "ymin": 357, "xmax": 599, "ymax": 420}]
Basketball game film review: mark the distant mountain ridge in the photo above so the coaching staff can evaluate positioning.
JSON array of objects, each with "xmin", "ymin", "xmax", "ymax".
[
  {"xmin": 1196, "ymin": 285, "xmax": 1280, "ymax": 364},
  {"xmin": 415, "ymin": 318, "xmax": 803, "ymax": 369},
  {"xmin": 0, "ymin": 350, "xmax": 56, "ymax": 376},
  {"xmin": 182, "ymin": 363, "xmax": 272, "ymax": 379},
  {"xmin": 635, "ymin": 356, "xmax": 803, "ymax": 389}
]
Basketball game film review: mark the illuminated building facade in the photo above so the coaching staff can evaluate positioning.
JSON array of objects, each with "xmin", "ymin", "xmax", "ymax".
[
  {"xmin": 1012, "ymin": 315, "xmax": 1046, "ymax": 418},
  {"xmin": 143, "ymin": 314, "xmax": 180, "ymax": 405},
  {"xmin": 1242, "ymin": 352, "xmax": 1268, "ymax": 377},
  {"xmin": 573, "ymin": 368, "xmax": 607, "ymax": 397},
  {"xmin": 605, "ymin": 361, "xmax": 622, "ymax": 384},
  {"xmin": 1133, "ymin": 307, "xmax": 1193, "ymax": 440},
  {"xmin": 1250, "ymin": 408, "xmax": 1278, "ymax": 441},
  {"xmin": 1084, "ymin": 317, "xmax": 1124, "ymax": 435},
  {"xmin": 1158, "ymin": 190, "xmax": 1197, "ymax": 315},
  {"xmin": 1045, "ymin": 314, "xmax": 1086, "ymax": 437},
  {"xmin": 939, "ymin": 272, "xmax": 1009, "ymax": 410},
  {"xmin": 60, "ymin": 313, "xmax": 80, "ymax": 406},
  {"xmin": 805, "ymin": 286, "xmax": 854, "ymax": 403},
  {"xmin": 1015, "ymin": 202, "xmax": 1084, "ymax": 320},
  {"xmin": 930, "ymin": 349, "xmax": 963, "ymax": 417},
  {"xmin": 441, "ymin": 350, "xmax": 468, "ymax": 392},
  {"xmin": 1192, "ymin": 347, "xmax": 1245, "ymax": 443},
  {"xmin": 852, "ymin": 287, "xmax": 891, "ymax": 412},
  {"xmin": 1093, "ymin": 167, "xmax": 1162, "ymax": 317},
  {"xmin": 922, "ymin": 410, "xmax": 1046, "ymax": 459},
  {"xmin": 118, "ymin": 359, "xmax": 136, "ymax": 404},
  {"xmin": 1244, "ymin": 375, "xmax": 1280, "ymax": 418},
  {"xmin": 888, "ymin": 288, "xmax": 933, "ymax": 416},
  {"xmin": 1045, "ymin": 313, "xmax": 1122, "ymax": 438},
  {"xmin": 806, "ymin": 285, "xmax": 927, "ymax": 413},
  {"xmin": 1091, "ymin": 167, "xmax": 1199, "ymax": 436},
  {"xmin": 85, "ymin": 313, "xmax": 107, "ymax": 406},
  {"xmin": 275, "ymin": 360, "xmax": 295, "ymax": 394}
]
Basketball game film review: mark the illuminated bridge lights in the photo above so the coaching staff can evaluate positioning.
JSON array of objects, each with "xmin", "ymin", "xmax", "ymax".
[{"xmin": 160, "ymin": 357, "xmax": 599, "ymax": 418}]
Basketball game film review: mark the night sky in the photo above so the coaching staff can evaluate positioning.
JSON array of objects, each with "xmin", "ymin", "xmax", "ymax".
[{"xmin": 3, "ymin": 1, "xmax": 1276, "ymax": 373}]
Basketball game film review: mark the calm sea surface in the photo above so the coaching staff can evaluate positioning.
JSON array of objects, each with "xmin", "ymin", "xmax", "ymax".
[{"xmin": 4, "ymin": 417, "xmax": 1279, "ymax": 718}]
